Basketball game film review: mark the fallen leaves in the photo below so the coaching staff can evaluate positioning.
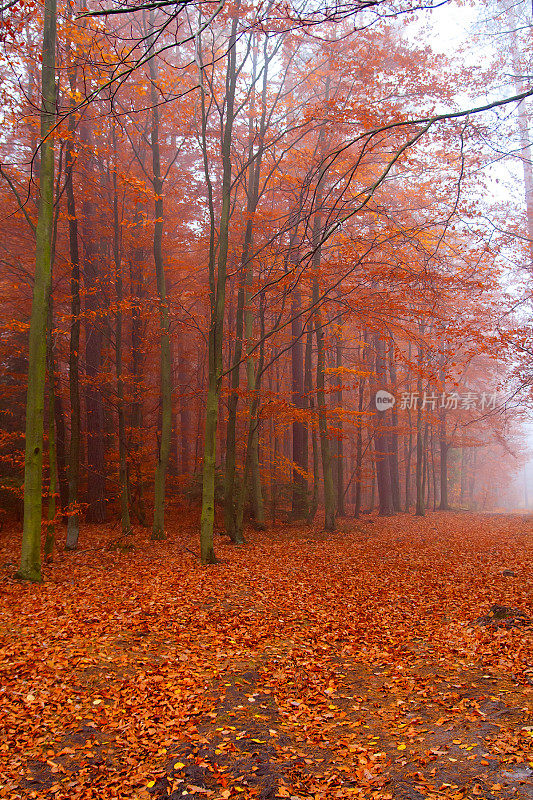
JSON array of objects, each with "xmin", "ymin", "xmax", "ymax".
[{"xmin": 0, "ymin": 511, "xmax": 532, "ymax": 799}]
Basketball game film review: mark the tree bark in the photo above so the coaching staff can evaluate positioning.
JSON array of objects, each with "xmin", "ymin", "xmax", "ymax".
[{"xmin": 17, "ymin": 0, "xmax": 57, "ymax": 582}]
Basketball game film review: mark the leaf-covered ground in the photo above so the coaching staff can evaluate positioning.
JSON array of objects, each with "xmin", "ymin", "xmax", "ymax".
[{"xmin": 0, "ymin": 512, "xmax": 532, "ymax": 800}]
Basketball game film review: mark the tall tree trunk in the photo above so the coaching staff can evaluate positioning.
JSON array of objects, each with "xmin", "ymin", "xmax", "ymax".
[
  {"xmin": 415, "ymin": 335, "xmax": 425, "ymax": 517},
  {"xmin": 225, "ymin": 39, "xmax": 268, "ymax": 535},
  {"xmin": 17, "ymin": 0, "xmax": 57, "ymax": 582},
  {"xmin": 373, "ymin": 335, "xmax": 394, "ymax": 516},
  {"xmin": 224, "ymin": 272, "xmax": 245, "ymax": 541},
  {"xmin": 199, "ymin": 6, "xmax": 240, "ymax": 563},
  {"xmin": 50, "ymin": 360, "xmax": 67, "ymax": 515},
  {"xmin": 112, "ymin": 125, "xmax": 132, "ymax": 537},
  {"xmin": 64, "ymin": 67, "xmax": 81, "ymax": 549},
  {"xmin": 310, "ymin": 75, "xmax": 335, "ymax": 531},
  {"xmin": 354, "ymin": 381, "xmax": 365, "ymax": 519},
  {"xmin": 177, "ymin": 341, "xmax": 190, "ymax": 477},
  {"xmin": 44, "ymin": 310, "xmax": 57, "ymax": 561},
  {"xmin": 354, "ymin": 333, "xmax": 366, "ymax": 518},
  {"xmin": 235, "ymin": 292, "xmax": 266, "ymax": 540},
  {"xmin": 145, "ymin": 10, "xmax": 172, "ymax": 541},
  {"xmin": 438, "ymin": 351, "xmax": 449, "ymax": 510},
  {"xmin": 388, "ymin": 337, "xmax": 401, "ymax": 512},
  {"xmin": 291, "ymin": 287, "xmax": 308, "ymax": 519},
  {"xmin": 335, "ymin": 310, "xmax": 345, "ymax": 516},
  {"xmin": 81, "ymin": 122, "xmax": 107, "ymax": 525},
  {"xmin": 306, "ymin": 325, "xmax": 319, "ymax": 524},
  {"xmin": 509, "ymin": 14, "xmax": 533, "ymax": 263},
  {"xmin": 314, "ymin": 279, "xmax": 336, "ymax": 530},
  {"xmin": 129, "ymin": 237, "xmax": 148, "ymax": 526},
  {"xmin": 422, "ymin": 416, "xmax": 430, "ymax": 509},
  {"xmin": 460, "ymin": 445, "xmax": 468, "ymax": 507}
]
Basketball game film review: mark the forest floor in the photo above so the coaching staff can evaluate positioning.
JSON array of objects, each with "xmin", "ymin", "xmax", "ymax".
[{"xmin": 0, "ymin": 510, "xmax": 532, "ymax": 800}]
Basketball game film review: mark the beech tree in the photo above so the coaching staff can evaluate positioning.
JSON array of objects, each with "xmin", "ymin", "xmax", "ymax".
[{"xmin": 16, "ymin": 0, "xmax": 57, "ymax": 581}]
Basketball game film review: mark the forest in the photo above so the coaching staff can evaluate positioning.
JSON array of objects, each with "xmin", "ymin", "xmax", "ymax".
[{"xmin": 0, "ymin": 0, "xmax": 532, "ymax": 798}]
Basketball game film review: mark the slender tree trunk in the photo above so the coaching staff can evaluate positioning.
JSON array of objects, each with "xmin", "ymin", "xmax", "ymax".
[
  {"xmin": 64, "ymin": 71, "xmax": 81, "ymax": 549},
  {"xmin": 460, "ymin": 445, "xmax": 468, "ymax": 507},
  {"xmin": 112, "ymin": 126, "xmax": 132, "ymax": 537},
  {"xmin": 388, "ymin": 337, "xmax": 401, "ymax": 511},
  {"xmin": 422, "ymin": 416, "xmax": 430, "ymax": 509},
  {"xmin": 373, "ymin": 335, "xmax": 394, "ymax": 516},
  {"xmin": 199, "ymin": 7, "xmax": 240, "ymax": 563},
  {"xmin": 17, "ymin": 0, "xmax": 57, "ymax": 582},
  {"xmin": 44, "ymin": 312, "xmax": 57, "ymax": 561},
  {"xmin": 291, "ymin": 286, "xmax": 308, "ymax": 519},
  {"xmin": 468, "ymin": 448, "xmax": 477, "ymax": 510},
  {"xmin": 224, "ymin": 272, "xmax": 244, "ymax": 541},
  {"xmin": 129, "ymin": 238, "xmax": 148, "ymax": 526},
  {"xmin": 438, "ymin": 352, "xmax": 449, "ymax": 510},
  {"xmin": 415, "ymin": 335, "xmax": 425, "ymax": 517},
  {"xmin": 177, "ymin": 341, "xmax": 190, "ymax": 477},
  {"xmin": 354, "ymin": 334, "xmax": 366, "ymax": 518},
  {"xmin": 225, "ymin": 40, "xmax": 268, "ymax": 534},
  {"xmin": 354, "ymin": 382, "xmax": 364, "ymax": 518},
  {"xmin": 145, "ymin": 11, "xmax": 172, "ymax": 541},
  {"xmin": 369, "ymin": 437, "xmax": 376, "ymax": 512},
  {"xmin": 439, "ymin": 429, "xmax": 449, "ymax": 510},
  {"xmin": 404, "ymin": 342, "xmax": 413, "ymax": 512},
  {"xmin": 431, "ymin": 431, "xmax": 438, "ymax": 511},
  {"xmin": 305, "ymin": 325, "xmax": 319, "ymax": 524},
  {"xmin": 335, "ymin": 310, "xmax": 345, "ymax": 516},
  {"xmin": 313, "ymin": 256, "xmax": 335, "ymax": 529},
  {"xmin": 51, "ymin": 363, "xmax": 67, "ymax": 515},
  {"xmin": 81, "ymin": 122, "xmax": 107, "ymax": 525},
  {"xmin": 235, "ymin": 293, "xmax": 266, "ymax": 540}
]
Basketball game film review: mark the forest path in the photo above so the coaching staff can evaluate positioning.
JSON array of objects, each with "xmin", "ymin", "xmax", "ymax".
[{"xmin": 0, "ymin": 511, "xmax": 531, "ymax": 799}]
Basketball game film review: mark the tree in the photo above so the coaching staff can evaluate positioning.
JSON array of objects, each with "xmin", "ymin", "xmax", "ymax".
[{"xmin": 16, "ymin": 0, "xmax": 57, "ymax": 582}]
